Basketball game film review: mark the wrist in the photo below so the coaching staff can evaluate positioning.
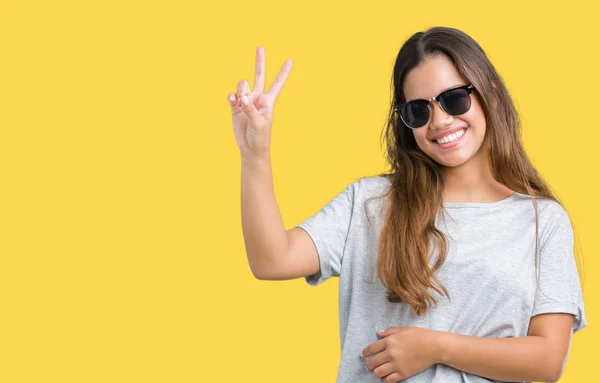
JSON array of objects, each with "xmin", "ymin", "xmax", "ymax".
[
  {"xmin": 240, "ymin": 146, "xmax": 271, "ymax": 163},
  {"xmin": 241, "ymin": 153, "xmax": 271, "ymax": 167},
  {"xmin": 429, "ymin": 330, "xmax": 448, "ymax": 364}
]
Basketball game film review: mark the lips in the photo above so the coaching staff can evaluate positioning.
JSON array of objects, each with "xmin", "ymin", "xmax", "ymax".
[
  {"xmin": 433, "ymin": 127, "xmax": 467, "ymax": 149},
  {"xmin": 429, "ymin": 127, "xmax": 467, "ymax": 141}
]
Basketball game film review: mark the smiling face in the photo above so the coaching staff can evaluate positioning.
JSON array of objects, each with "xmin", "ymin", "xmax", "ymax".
[{"xmin": 402, "ymin": 54, "xmax": 487, "ymax": 168}]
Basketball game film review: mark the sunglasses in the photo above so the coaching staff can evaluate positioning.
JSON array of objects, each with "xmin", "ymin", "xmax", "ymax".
[{"xmin": 394, "ymin": 84, "xmax": 474, "ymax": 129}]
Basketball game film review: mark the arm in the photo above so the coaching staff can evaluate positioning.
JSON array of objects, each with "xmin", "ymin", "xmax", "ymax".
[
  {"xmin": 241, "ymin": 155, "xmax": 289, "ymax": 279},
  {"xmin": 229, "ymin": 46, "xmax": 296, "ymax": 280},
  {"xmin": 434, "ymin": 313, "xmax": 574, "ymax": 383}
]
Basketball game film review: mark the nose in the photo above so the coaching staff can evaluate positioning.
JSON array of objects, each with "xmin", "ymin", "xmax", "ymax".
[{"xmin": 429, "ymin": 100, "xmax": 453, "ymax": 130}]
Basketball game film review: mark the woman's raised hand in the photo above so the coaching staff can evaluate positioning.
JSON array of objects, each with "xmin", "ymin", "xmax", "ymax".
[{"xmin": 227, "ymin": 46, "xmax": 292, "ymax": 161}]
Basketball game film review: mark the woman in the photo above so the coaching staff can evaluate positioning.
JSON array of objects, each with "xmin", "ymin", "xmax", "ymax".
[{"xmin": 229, "ymin": 26, "xmax": 587, "ymax": 383}]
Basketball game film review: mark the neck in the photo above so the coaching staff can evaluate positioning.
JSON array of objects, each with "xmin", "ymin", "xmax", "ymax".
[{"xmin": 441, "ymin": 143, "xmax": 513, "ymax": 203}]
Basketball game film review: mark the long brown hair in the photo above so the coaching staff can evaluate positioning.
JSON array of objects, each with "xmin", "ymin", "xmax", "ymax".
[{"xmin": 364, "ymin": 26, "xmax": 584, "ymax": 316}]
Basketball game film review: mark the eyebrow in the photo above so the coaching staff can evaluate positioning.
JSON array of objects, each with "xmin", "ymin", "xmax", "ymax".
[{"xmin": 406, "ymin": 84, "xmax": 466, "ymax": 102}]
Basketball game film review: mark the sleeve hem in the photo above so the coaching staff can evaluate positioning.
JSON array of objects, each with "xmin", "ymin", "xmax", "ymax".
[
  {"xmin": 295, "ymin": 223, "xmax": 332, "ymax": 286},
  {"xmin": 531, "ymin": 301, "xmax": 586, "ymax": 333},
  {"xmin": 531, "ymin": 301, "xmax": 578, "ymax": 317}
]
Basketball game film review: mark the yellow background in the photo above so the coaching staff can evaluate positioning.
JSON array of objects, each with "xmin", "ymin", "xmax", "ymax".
[{"xmin": 0, "ymin": 0, "xmax": 597, "ymax": 382}]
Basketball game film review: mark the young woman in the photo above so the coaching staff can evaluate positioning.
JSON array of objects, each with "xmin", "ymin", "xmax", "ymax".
[{"xmin": 229, "ymin": 26, "xmax": 587, "ymax": 383}]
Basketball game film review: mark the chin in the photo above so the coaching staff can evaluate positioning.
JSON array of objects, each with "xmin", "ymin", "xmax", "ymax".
[
  {"xmin": 438, "ymin": 159, "xmax": 469, "ymax": 167},
  {"xmin": 429, "ymin": 152, "xmax": 473, "ymax": 168}
]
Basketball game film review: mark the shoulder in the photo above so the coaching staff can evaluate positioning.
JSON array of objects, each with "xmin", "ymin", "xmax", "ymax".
[
  {"xmin": 514, "ymin": 195, "xmax": 574, "ymax": 248},
  {"xmin": 352, "ymin": 175, "xmax": 394, "ymax": 219},
  {"xmin": 512, "ymin": 193, "xmax": 571, "ymax": 224},
  {"xmin": 532, "ymin": 197, "xmax": 571, "ymax": 227},
  {"xmin": 356, "ymin": 174, "xmax": 392, "ymax": 199}
]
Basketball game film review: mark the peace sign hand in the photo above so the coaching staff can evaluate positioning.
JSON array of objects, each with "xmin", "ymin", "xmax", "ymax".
[{"xmin": 227, "ymin": 46, "xmax": 292, "ymax": 161}]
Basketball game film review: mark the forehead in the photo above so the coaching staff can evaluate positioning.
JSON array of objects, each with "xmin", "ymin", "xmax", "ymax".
[{"xmin": 403, "ymin": 55, "xmax": 467, "ymax": 101}]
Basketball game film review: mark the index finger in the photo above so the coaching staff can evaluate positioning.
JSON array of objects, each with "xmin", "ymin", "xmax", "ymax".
[
  {"xmin": 360, "ymin": 338, "xmax": 386, "ymax": 359},
  {"xmin": 266, "ymin": 59, "xmax": 292, "ymax": 99},
  {"xmin": 253, "ymin": 46, "xmax": 265, "ymax": 93}
]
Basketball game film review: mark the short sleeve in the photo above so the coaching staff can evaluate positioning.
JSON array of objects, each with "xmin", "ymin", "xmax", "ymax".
[
  {"xmin": 294, "ymin": 180, "xmax": 358, "ymax": 286},
  {"xmin": 531, "ymin": 205, "xmax": 587, "ymax": 333}
]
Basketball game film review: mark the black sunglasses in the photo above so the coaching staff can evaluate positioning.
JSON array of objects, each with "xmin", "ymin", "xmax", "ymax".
[{"xmin": 394, "ymin": 84, "xmax": 474, "ymax": 129}]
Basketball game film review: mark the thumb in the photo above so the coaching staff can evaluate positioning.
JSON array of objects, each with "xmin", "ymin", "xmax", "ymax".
[
  {"xmin": 378, "ymin": 327, "xmax": 402, "ymax": 336},
  {"xmin": 240, "ymin": 95, "xmax": 261, "ymax": 123}
]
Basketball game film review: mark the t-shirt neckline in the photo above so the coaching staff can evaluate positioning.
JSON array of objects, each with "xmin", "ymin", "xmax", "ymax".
[{"xmin": 442, "ymin": 191, "xmax": 521, "ymax": 208}]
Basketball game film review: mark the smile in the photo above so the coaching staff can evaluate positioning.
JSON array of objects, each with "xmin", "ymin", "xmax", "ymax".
[{"xmin": 433, "ymin": 128, "xmax": 467, "ymax": 148}]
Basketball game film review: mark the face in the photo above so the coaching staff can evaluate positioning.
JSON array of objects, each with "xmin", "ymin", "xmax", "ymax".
[{"xmin": 402, "ymin": 55, "xmax": 487, "ymax": 168}]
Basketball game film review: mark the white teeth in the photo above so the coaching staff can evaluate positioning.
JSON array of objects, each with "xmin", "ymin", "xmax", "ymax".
[{"xmin": 436, "ymin": 128, "xmax": 465, "ymax": 144}]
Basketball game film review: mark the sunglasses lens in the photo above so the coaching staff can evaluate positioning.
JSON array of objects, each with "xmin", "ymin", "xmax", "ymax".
[
  {"xmin": 401, "ymin": 100, "xmax": 430, "ymax": 129},
  {"xmin": 440, "ymin": 87, "xmax": 471, "ymax": 116}
]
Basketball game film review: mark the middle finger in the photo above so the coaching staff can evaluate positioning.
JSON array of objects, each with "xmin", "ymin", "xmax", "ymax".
[{"xmin": 365, "ymin": 350, "xmax": 391, "ymax": 372}]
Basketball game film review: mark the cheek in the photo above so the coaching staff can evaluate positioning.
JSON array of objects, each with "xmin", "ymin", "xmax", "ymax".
[
  {"xmin": 413, "ymin": 131, "xmax": 431, "ymax": 148},
  {"xmin": 467, "ymin": 102, "xmax": 486, "ymax": 129},
  {"xmin": 466, "ymin": 115, "xmax": 486, "ymax": 138}
]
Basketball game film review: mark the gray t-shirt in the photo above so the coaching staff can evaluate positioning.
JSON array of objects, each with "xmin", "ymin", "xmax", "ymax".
[{"xmin": 295, "ymin": 175, "xmax": 587, "ymax": 383}]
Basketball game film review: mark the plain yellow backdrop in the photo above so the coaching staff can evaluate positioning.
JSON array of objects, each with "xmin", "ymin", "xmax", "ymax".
[{"xmin": 0, "ymin": 0, "xmax": 597, "ymax": 382}]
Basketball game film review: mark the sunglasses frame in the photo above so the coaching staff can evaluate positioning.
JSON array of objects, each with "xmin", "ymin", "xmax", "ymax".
[{"xmin": 394, "ymin": 84, "xmax": 474, "ymax": 129}]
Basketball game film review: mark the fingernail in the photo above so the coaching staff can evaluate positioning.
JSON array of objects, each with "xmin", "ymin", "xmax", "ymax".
[
  {"xmin": 241, "ymin": 95, "xmax": 249, "ymax": 106},
  {"xmin": 228, "ymin": 94, "xmax": 235, "ymax": 103}
]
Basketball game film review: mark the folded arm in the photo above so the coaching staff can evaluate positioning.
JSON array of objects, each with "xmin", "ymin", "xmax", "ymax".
[{"xmin": 434, "ymin": 313, "xmax": 574, "ymax": 383}]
